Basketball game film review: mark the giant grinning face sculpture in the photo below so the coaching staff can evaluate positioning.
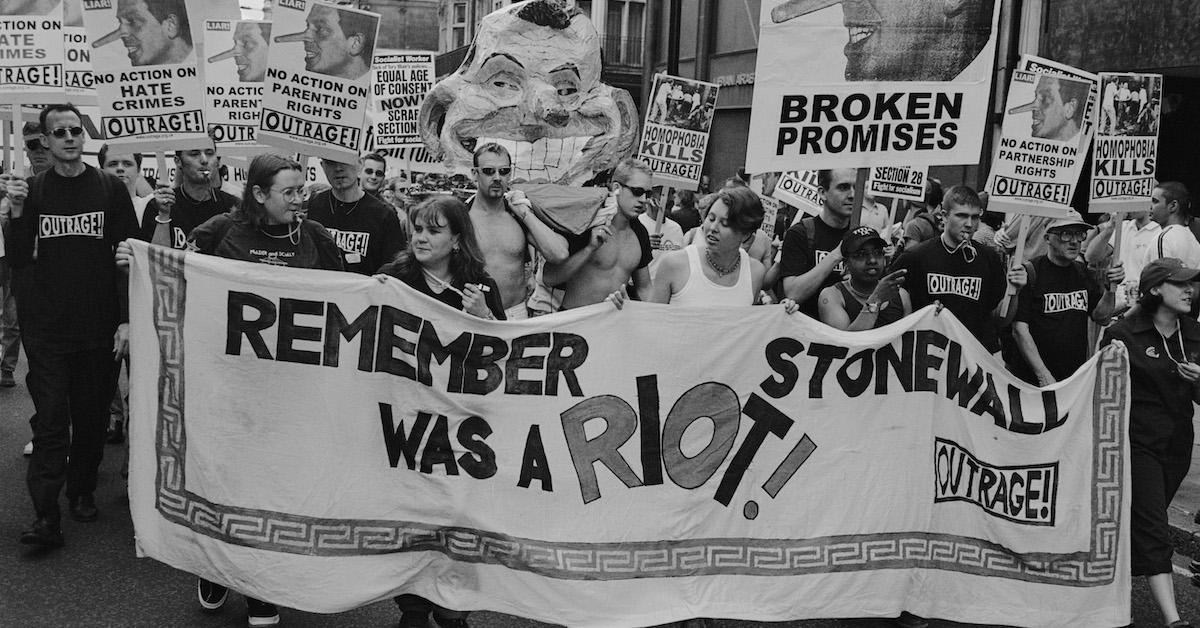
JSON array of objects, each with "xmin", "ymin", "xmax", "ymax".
[{"xmin": 419, "ymin": 0, "xmax": 639, "ymax": 185}]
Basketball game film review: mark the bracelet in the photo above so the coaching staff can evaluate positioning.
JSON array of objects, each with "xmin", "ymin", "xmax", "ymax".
[{"xmin": 154, "ymin": 215, "xmax": 171, "ymax": 224}]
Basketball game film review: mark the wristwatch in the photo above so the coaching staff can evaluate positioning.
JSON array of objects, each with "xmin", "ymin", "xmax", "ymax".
[{"xmin": 864, "ymin": 301, "xmax": 882, "ymax": 314}]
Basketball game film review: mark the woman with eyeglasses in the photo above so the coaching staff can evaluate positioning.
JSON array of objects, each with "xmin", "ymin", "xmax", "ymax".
[
  {"xmin": 184, "ymin": 153, "xmax": 344, "ymax": 271},
  {"xmin": 1100, "ymin": 258, "xmax": 1200, "ymax": 628}
]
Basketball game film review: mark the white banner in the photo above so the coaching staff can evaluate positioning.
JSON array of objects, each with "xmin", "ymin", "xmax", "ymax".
[
  {"xmin": 82, "ymin": 0, "xmax": 209, "ymax": 152},
  {"xmin": 867, "ymin": 166, "xmax": 927, "ymax": 202},
  {"xmin": 746, "ymin": 0, "xmax": 1001, "ymax": 171},
  {"xmin": 370, "ymin": 51, "xmax": 434, "ymax": 150},
  {"xmin": 0, "ymin": 0, "xmax": 65, "ymax": 103},
  {"xmin": 259, "ymin": 0, "xmax": 380, "ymax": 162},
  {"xmin": 985, "ymin": 67, "xmax": 1097, "ymax": 217},
  {"xmin": 63, "ymin": 0, "xmax": 96, "ymax": 105},
  {"xmin": 1089, "ymin": 72, "xmax": 1162, "ymax": 214},
  {"xmin": 639, "ymin": 73, "xmax": 720, "ymax": 188},
  {"xmin": 773, "ymin": 170, "xmax": 822, "ymax": 216},
  {"xmin": 203, "ymin": 19, "xmax": 270, "ymax": 156},
  {"xmin": 128, "ymin": 242, "xmax": 1134, "ymax": 627}
]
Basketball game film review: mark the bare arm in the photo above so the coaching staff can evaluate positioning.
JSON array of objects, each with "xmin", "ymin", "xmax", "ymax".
[
  {"xmin": 630, "ymin": 266, "xmax": 652, "ymax": 301},
  {"xmin": 1084, "ymin": 219, "xmax": 1116, "ymax": 266},
  {"xmin": 782, "ymin": 248, "xmax": 843, "ymax": 302},
  {"xmin": 646, "ymin": 251, "xmax": 685, "ymax": 304},
  {"xmin": 817, "ymin": 286, "xmax": 853, "ymax": 330},
  {"xmin": 1013, "ymin": 321, "xmax": 1054, "ymax": 385},
  {"xmin": 508, "ymin": 191, "xmax": 569, "ymax": 263},
  {"xmin": 149, "ymin": 187, "xmax": 176, "ymax": 247},
  {"xmin": 543, "ymin": 224, "xmax": 606, "ymax": 287}
]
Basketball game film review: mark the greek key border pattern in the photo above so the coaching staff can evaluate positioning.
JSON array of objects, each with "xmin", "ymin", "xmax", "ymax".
[{"xmin": 149, "ymin": 249, "xmax": 1124, "ymax": 584}]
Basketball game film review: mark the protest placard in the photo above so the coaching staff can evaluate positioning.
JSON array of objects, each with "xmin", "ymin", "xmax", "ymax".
[
  {"xmin": 866, "ymin": 166, "xmax": 927, "ymax": 202},
  {"xmin": 258, "ymin": 0, "xmax": 380, "ymax": 162},
  {"xmin": 639, "ymin": 73, "xmax": 719, "ymax": 188},
  {"xmin": 128, "ymin": 241, "xmax": 1131, "ymax": 628},
  {"xmin": 82, "ymin": 0, "xmax": 209, "ymax": 152},
  {"xmin": 772, "ymin": 169, "xmax": 822, "ymax": 216},
  {"xmin": 1089, "ymin": 72, "xmax": 1162, "ymax": 214},
  {"xmin": 203, "ymin": 19, "xmax": 270, "ymax": 156},
  {"xmin": 0, "ymin": 0, "xmax": 65, "ymax": 104},
  {"xmin": 1020, "ymin": 55, "xmax": 1100, "ymax": 154},
  {"xmin": 986, "ymin": 68, "xmax": 1097, "ymax": 217},
  {"xmin": 371, "ymin": 51, "xmax": 433, "ymax": 150},
  {"xmin": 62, "ymin": 0, "xmax": 96, "ymax": 104},
  {"xmin": 746, "ymin": 0, "xmax": 1001, "ymax": 172}
]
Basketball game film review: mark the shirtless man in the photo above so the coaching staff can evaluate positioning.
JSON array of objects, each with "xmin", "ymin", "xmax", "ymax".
[
  {"xmin": 468, "ymin": 143, "xmax": 568, "ymax": 319},
  {"xmin": 545, "ymin": 157, "xmax": 654, "ymax": 309}
]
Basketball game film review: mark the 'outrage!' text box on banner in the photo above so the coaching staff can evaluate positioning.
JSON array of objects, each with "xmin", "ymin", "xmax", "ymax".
[
  {"xmin": 128, "ymin": 240, "xmax": 1132, "ymax": 628},
  {"xmin": 259, "ymin": 0, "xmax": 380, "ymax": 162},
  {"xmin": 82, "ymin": 0, "xmax": 210, "ymax": 152}
]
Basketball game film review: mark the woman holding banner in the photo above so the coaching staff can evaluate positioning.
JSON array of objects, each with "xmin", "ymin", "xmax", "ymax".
[{"xmin": 1101, "ymin": 258, "xmax": 1200, "ymax": 628}]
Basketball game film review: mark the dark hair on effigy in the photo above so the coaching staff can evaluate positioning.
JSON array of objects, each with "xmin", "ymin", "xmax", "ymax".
[{"xmin": 516, "ymin": 0, "xmax": 577, "ymax": 29}]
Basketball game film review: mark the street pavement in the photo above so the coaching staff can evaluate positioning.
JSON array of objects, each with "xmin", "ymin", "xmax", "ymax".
[{"xmin": 3, "ymin": 358, "xmax": 1200, "ymax": 627}]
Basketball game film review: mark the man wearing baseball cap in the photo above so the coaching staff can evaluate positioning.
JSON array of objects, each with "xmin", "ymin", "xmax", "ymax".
[
  {"xmin": 818, "ymin": 226, "xmax": 911, "ymax": 330},
  {"xmin": 1011, "ymin": 210, "xmax": 1123, "ymax": 385}
]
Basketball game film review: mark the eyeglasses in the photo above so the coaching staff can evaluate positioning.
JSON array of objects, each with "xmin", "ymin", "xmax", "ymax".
[
  {"xmin": 477, "ymin": 167, "xmax": 512, "ymax": 177},
  {"xmin": 621, "ymin": 184, "xmax": 650, "ymax": 198},
  {"xmin": 848, "ymin": 249, "xmax": 885, "ymax": 261},
  {"xmin": 48, "ymin": 126, "xmax": 84, "ymax": 139},
  {"xmin": 24, "ymin": 139, "xmax": 43, "ymax": 151},
  {"xmin": 1051, "ymin": 230, "xmax": 1088, "ymax": 242},
  {"xmin": 362, "ymin": 168, "xmax": 384, "ymax": 176},
  {"xmin": 269, "ymin": 187, "xmax": 304, "ymax": 200}
]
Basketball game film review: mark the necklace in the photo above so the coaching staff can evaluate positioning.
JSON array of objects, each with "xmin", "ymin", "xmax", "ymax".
[
  {"xmin": 1157, "ymin": 319, "xmax": 1188, "ymax": 365},
  {"xmin": 422, "ymin": 267, "xmax": 465, "ymax": 298},
  {"xmin": 705, "ymin": 247, "xmax": 740, "ymax": 276},
  {"xmin": 331, "ymin": 191, "xmax": 361, "ymax": 216},
  {"xmin": 844, "ymin": 280, "xmax": 873, "ymax": 301},
  {"xmin": 259, "ymin": 220, "xmax": 301, "ymax": 245},
  {"xmin": 178, "ymin": 184, "xmax": 212, "ymax": 204},
  {"xmin": 940, "ymin": 235, "xmax": 977, "ymax": 263}
]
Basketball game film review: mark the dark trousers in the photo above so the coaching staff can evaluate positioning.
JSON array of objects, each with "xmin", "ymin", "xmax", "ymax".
[
  {"xmin": 24, "ymin": 335, "xmax": 118, "ymax": 523},
  {"xmin": 1130, "ymin": 447, "xmax": 1191, "ymax": 576}
]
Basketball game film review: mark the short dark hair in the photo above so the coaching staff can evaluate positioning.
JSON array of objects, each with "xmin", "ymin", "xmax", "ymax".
[
  {"xmin": 336, "ymin": 8, "xmax": 376, "ymax": 61},
  {"xmin": 817, "ymin": 168, "xmax": 857, "ymax": 191},
  {"xmin": 145, "ymin": 0, "xmax": 192, "ymax": 47},
  {"xmin": 1052, "ymin": 77, "xmax": 1090, "ymax": 126},
  {"xmin": 924, "ymin": 178, "xmax": 944, "ymax": 209},
  {"xmin": 942, "ymin": 185, "xmax": 983, "ymax": 212},
  {"xmin": 38, "ymin": 103, "xmax": 83, "ymax": 134},
  {"xmin": 472, "ymin": 142, "xmax": 511, "ymax": 168},
  {"xmin": 714, "ymin": 186, "xmax": 764, "ymax": 235},
  {"xmin": 360, "ymin": 152, "xmax": 386, "ymax": 167},
  {"xmin": 97, "ymin": 144, "xmax": 144, "ymax": 169},
  {"xmin": 675, "ymin": 190, "xmax": 696, "ymax": 210},
  {"xmin": 1157, "ymin": 181, "xmax": 1191, "ymax": 217}
]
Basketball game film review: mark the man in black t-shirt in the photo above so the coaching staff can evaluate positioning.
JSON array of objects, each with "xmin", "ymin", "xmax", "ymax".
[
  {"xmin": 142, "ymin": 145, "xmax": 238, "ymax": 249},
  {"xmin": 306, "ymin": 157, "xmax": 405, "ymax": 274},
  {"xmin": 778, "ymin": 168, "xmax": 858, "ymax": 317},
  {"xmin": 891, "ymin": 185, "xmax": 1026, "ymax": 355},
  {"xmin": 4, "ymin": 104, "xmax": 140, "ymax": 547},
  {"xmin": 1012, "ymin": 211, "xmax": 1123, "ymax": 384}
]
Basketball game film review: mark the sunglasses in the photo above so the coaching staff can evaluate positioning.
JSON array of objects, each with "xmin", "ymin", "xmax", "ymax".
[
  {"xmin": 621, "ymin": 184, "xmax": 650, "ymax": 198},
  {"xmin": 477, "ymin": 167, "xmax": 512, "ymax": 176},
  {"xmin": 1050, "ymin": 230, "xmax": 1088, "ymax": 243},
  {"xmin": 362, "ymin": 168, "xmax": 384, "ymax": 176},
  {"xmin": 25, "ymin": 139, "xmax": 43, "ymax": 151},
  {"xmin": 48, "ymin": 126, "xmax": 84, "ymax": 139}
]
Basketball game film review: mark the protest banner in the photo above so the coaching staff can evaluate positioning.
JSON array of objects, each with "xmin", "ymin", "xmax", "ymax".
[
  {"xmin": 82, "ymin": 0, "xmax": 209, "ymax": 152},
  {"xmin": 746, "ymin": 0, "xmax": 1001, "ymax": 172},
  {"xmin": 202, "ymin": 19, "xmax": 271, "ymax": 156},
  {"xmin": 985, "ymin": 68, "xmax": 1097, "ymax": 217},
  {"xmin": 639, "ymin": 73, "xmax": 719, "ymax": 188},
  {"xmin": 127, "ymin": 240, "xmax": 1132, "ymax": 628},
  {"xmin": 62, "ymin": 0, "xmax": 96, "ymax": 105},
  {"xmin": 0, "ymin": 0, "xmax": 65, "ymax": 104},
  {"xmin": 866, "ymin": 166, "xmax": 927, "ymax": 203},
  {"xmin": 258, "ymin": 0, "xmax": 380, "ymax": 163},
  {"xmin": 371, "ymin": 51, "xmax": 434, "ymax": 150},
  {"xmin": 1020, "ymin": 55, "xmax": 1101, "ymax": 154},
  {"xmin": 773, "ymin": 170, "xmax": 822, "ymax": 217},
  {"xmin": 1089, "ymin": 72, "xmax": 1162, "ymax": 214}
]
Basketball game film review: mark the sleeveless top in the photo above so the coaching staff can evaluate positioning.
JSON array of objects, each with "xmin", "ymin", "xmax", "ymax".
[
  {"xmin": 671, "ymin": 245, "xmax": 754, "ymax": 306},
  {"xmin": 835, "ymin": 281, "xmax": 906, "ymax": 328}
]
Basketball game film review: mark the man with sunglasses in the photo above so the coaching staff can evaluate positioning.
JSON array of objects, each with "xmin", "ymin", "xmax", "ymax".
[
  {"xmin": 4, "ymin": 104, "xmax": 140, "ymax": 547},
  {"xmin": 141, "ymin": 145, "xmax": 237, "ymax": 251},
  {"xmin": 468, "ymin": 143, "xmax": 568, "ymax": 319},
  {"xmin": 305, "ymin": 155, "xmax": 404, "ymax": 275},
  {"xmin": 0, "ymin": 122, "xmax": 51, "ymax": 391},
  {"xmin": 544, "ymin": 157, "xmax": 653, "ymax": 310},
  {"xmin": 1011, "ymin": 211, "xmax": 1123, "ymax": 386},
  {"xmin": 890, "ymin": 185, "xmax": 1026, "ymax": 357},
  {"xmin": 358, "ymin": 152, "xmax": 387, "ymax": 198}
]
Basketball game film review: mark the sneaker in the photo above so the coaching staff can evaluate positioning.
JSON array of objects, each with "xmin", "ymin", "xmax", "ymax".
[
  {"xmin": 68, "ymin": 494, "xmax": 99, "ymax": 522},
  {"xmin": 107, "ymin": 420, "xmax": 125, "ymax": 444},
  {"xmin": 22, "ymin": 440, "xmax": 32, "ymax": 456},
  {"xmin": 197, "ymin": 578, "xmax": 228, "ymax": 612},
  {"xmin": 19, "ymin": 518, "xmax": 64, "ymax": 547},
  {"xmin": 0, "ymin": 371, "xmax": 14, "ymax": 387},
  {"xmin": 896, "ymin": 612, "xmax": 930, "ymax": 628},
  {"xmin": 246, "ymin": 598, "xmax": 279, "ymax": 627}
]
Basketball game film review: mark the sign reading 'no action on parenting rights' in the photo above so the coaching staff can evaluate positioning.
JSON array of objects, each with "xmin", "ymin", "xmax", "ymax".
[{"xmin": 128, "ymin": 240, "xmax": 1132, "ymax": 628}]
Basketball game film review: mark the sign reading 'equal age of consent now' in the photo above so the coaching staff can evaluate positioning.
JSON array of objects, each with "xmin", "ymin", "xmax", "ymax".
[
  {"xmin": 370, "ymin": 51, "xmax": 434, "ymax": 150},
  {"xmin": 259, "ymin": 0, "xmax": 380, "ymax": 162}
]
